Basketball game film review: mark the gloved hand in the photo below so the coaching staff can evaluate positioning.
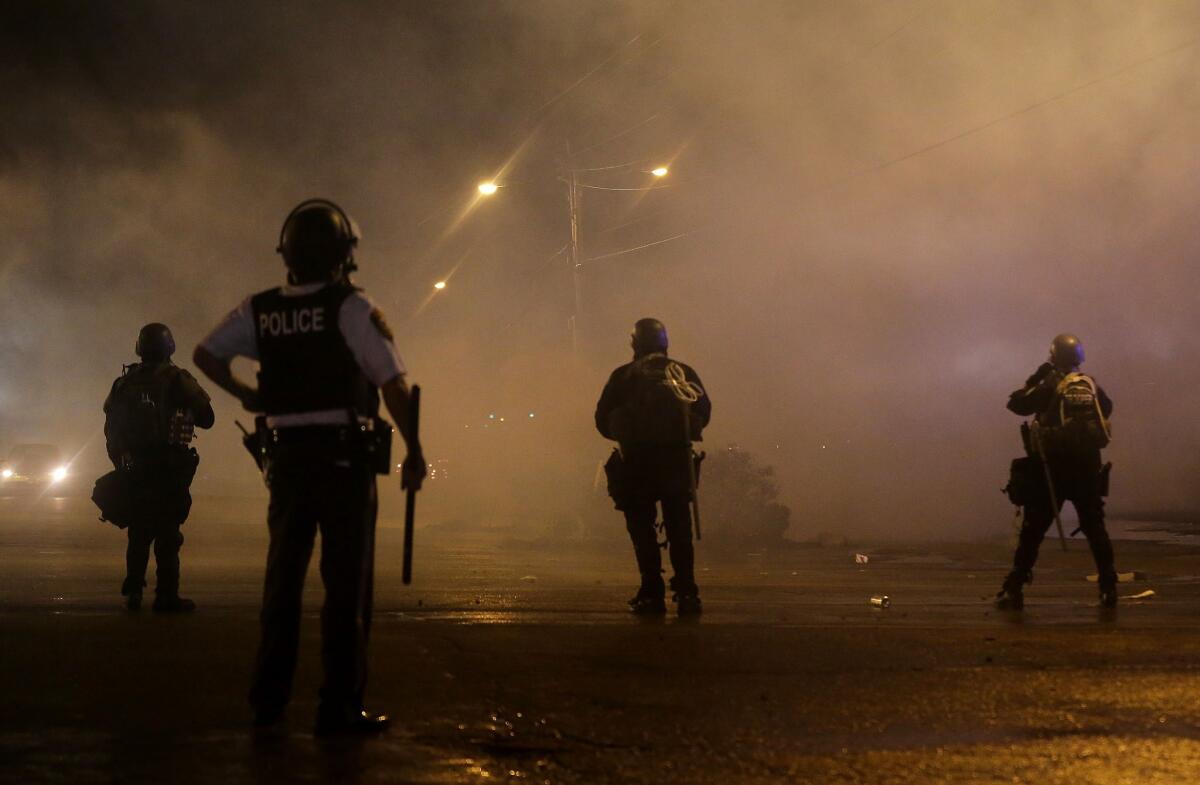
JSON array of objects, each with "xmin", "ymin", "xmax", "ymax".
[
  {"xmin": 402, "ymin": 447, "xmax": 427, "ymax": 492},
  {"xmin": 1025, "ymin": 362, "xmax": 1056, "ymax": 387}
]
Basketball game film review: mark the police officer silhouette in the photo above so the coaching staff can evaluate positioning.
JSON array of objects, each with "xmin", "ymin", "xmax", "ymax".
[
  {"xmin": 194, "ymin": 199, "xmax": 425, "ymax": 735},
  {"xmin": 595, "ymin": 318, "xmax": 711, "ymax": 615},
  {"xmin": 996, "ymin": 334, "xmax": 1116, "ymax": 610},
  {"xmin": 104, "ymin": 323, "xmax": 214, "ymax": 611}
]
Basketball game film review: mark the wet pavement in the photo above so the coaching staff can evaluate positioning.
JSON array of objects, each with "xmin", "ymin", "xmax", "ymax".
[{"xmin": 4, "ymin": 493, "xmax": 1200, "ymax": 783}]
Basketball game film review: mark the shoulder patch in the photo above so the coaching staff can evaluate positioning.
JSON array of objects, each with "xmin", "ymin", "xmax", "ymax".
[{"xmin": 369, "ymin": 308, "xmax": 394, "ymax": 342}]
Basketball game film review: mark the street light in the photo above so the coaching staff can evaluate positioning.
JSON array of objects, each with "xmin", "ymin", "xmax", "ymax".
[
  {"xmin": 433, "ymin": 281, "xmax": 447, "ymax": 290},
  {"xmin": 474, "ymin": 161, "xmax": 675, "ymax": 353}
]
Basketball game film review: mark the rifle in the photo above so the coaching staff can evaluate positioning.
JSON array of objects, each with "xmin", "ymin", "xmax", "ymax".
[
  {"xmin": 1029, "ymin": 420, "xmax": 1067, "ymax": 552},
  {"xmin": 402, "ymin": 385, "xmax": 421, "ymax": 585}
]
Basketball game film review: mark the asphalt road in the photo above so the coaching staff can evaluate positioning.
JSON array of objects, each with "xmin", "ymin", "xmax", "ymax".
[{"xmin": 3, "ymin": 492, "xmax": 1200, "ymax": 784}]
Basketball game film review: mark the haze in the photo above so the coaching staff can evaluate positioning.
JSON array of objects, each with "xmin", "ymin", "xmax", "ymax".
[{"xmin": 2, "ymin": 0, "xmax": 1198, "ymax": 538}]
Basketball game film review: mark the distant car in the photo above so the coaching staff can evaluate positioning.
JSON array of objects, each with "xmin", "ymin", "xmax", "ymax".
[{"xmin": 0, "ymin": 444, "xmax": 70, "ymax": 487}]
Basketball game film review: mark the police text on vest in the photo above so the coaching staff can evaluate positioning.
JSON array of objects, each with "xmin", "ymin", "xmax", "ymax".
[{"xmin": 259, "ymin": 307, "xmax": 326, "ymax": 337}]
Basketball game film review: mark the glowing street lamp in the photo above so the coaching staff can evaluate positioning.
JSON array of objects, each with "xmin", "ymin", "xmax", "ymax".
[
  {"xmin": 433, "ymin": 281, "xmax": 447, "ymax": 290},
  {"xmin": 477, "ymin": 181, "xmax": 499, "ymax": 196},
  {"xmin": 650, "ymin": 166, "xmax": 669, "ymax": 178}
]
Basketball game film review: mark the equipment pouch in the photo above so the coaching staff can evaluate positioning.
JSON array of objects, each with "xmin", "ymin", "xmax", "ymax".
[
  {"xmin": 92, "ymin": 469, "xmax": 136, "ymax": 529},
  {"xmin": 362, "ymin": 416, "xmax": 393, "ymax": 475},
  {"xmin": 1004, "ymin": 457, "xmax": 1043, "ymax": 506}
]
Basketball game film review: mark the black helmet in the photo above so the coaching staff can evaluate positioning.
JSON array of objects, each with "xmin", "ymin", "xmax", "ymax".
[
  {"xmin": 276, "ymin": 198, "xmax": 359, "ymax": 282},
  {"xmin": 136, "ymin": 323, "xmax": 176, "ymax": 362},
  {"xmin": 1049, "ymin": 333, "xmax": 1085, "ymax": 370},
  {"xmin": 631, "ymin": 318, "xmax": 669, "ymax": 356}
]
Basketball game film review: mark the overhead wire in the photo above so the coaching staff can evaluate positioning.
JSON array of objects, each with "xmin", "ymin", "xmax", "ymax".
[{"xmin": 850, "ymin": 32, "xmax": 1200, "ymax": 180}]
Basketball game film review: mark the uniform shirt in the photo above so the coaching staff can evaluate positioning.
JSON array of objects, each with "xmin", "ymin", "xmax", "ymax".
[{"xmin": 200, "ymin": 281, "xmax": 406, "ymax": 427}]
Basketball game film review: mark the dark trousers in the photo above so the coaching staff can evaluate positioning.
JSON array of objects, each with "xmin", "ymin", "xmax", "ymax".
[
  {"xmin": 123, "ymin": 523, "xmax": 183, "ymax": 598},
  {"xmin": 624, "ymin": 493, "xmax": 696, "ymax": 595},
  {"xmin": 120, "ymin": 448, "xmax": 195, "ymax": 599},
  {"xmin": 248, "ymin": 450, "xmax": 378, "ymax": 718},
  {"xmin": 1007, "ymin": 490, "xmax": 1116, "ymax": 591}
]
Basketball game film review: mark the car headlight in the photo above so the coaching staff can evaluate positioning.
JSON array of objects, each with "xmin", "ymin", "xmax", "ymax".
[
  {"xmin": 1, "ymin": 469, "xmax": 11, "ymax": 479},
  {"xmin": 50, "ymin": 466, "xmax": 68, "ymax": 483}
]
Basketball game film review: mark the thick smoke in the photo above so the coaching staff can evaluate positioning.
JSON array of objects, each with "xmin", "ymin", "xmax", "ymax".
[{"xmin": 2, "ymin": 1, "xmax": 1199, "ymax": 536}]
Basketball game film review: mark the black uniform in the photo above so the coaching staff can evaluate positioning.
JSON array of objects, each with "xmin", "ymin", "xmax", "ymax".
[
  {"xmin": 103, "ymin": 361, "xmax": 214, "ymax": 603},
  {"xmin": 595, "ymin": 352, "xmax": 711, "ymax": 600},
  {"xmin": 246, "ymin": 282, "xmax": 384, "ymax": 724},
  {"xmin": 1002, "ymin": 363, "xmax": 1115, "ymax": 594}
]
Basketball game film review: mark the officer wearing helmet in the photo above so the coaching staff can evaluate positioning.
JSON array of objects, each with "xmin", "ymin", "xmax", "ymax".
[
  {"xmin": 996, "ymin": 334, "xmax": 1116, "ymax": 610},
  {"xmin": 595, "ymin": 318, "xmax": 711, "ymax": 615},
  {"xmin": 103, "ymin": 323, "xmax": 215, "ymax": 612},
  {"xmin": 194, "ymin": 199, "xmax": 425, "ymax": 736}
]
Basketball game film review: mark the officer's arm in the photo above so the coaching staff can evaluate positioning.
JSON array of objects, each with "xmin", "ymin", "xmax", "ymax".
[
  {"xmin": 594, "ymin": 370, "xmax": 623, "ymax": 439},
  {"xmin": 381, "ymin": 375, "xmax": 421, "ymax": 451},
  {"xmin": 1006, "ymin": 368, "xmax": 1056, "ymax": 416},
  {"xmin": 175, "ymin": 370, "xmax": 216, "ymax": 429},
  {"xmin": 1098, "ymin": 385, "xmax": 1113, "ymax": 418},
  {"xmin": 381, "ymin": 375, "xmax": 426, "ymax": 491},
  {"xmin": 192, "ymin": 346, "xmax": 261, "ymax": 413}
]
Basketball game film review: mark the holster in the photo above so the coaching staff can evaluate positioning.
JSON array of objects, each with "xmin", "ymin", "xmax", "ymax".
[{"xmin": 253, "ymin": 415, "xmax": 393, "ymax": 479}]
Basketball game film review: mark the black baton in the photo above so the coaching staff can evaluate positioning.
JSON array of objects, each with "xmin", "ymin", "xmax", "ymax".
[{"xmin": 402, "ymin": 385, "xmax": 421, "ymax": 585}]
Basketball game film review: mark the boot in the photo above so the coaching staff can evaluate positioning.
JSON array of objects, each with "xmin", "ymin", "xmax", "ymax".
[
  {"xmin": 674, "ymin": 591, "xmax": 702, "ymax": 616},
  {"xmin": 1099, "ymin": 581, "xmax": 1118, "ymax": 609},
  {"xmin": 994, "ymin": 586, "xmax": 1024, "ymax": 611},
  {"xmin": 628, "ymin": 587, "xmax": 666, "ymax": 615}
]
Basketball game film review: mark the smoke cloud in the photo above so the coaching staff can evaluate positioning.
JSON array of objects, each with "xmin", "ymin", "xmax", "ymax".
[{"xmin": 2, "ymin": 1, "xmax": 1199, "ymax": 537}]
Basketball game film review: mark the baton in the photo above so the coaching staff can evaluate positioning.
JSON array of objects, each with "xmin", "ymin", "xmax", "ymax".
[
  {"xmin": 1031, "ymin": 421, "xmax": 1067, "ymax": 552},
  {"xmin": 402, "ymin": 385, "xmax": 421, "ymax": 585},
  {"xmin": 683, "ymin": 399, "xmax": 702, "ymax": 541}
]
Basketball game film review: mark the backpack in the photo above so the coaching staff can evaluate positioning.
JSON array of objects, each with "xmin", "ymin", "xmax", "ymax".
[
  {"xmin": 105, "ymin": 364, "xmax": 178, "ymax": 454},
  {"xmin": 1044, "ymin": 372, "xmax": 1111, "ymax": 454},
  {"xmin": 624, "ymin": 357, "xmax": 702, "ymax": 447}
]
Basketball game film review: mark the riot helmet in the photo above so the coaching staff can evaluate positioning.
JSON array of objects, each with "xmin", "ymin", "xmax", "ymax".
[
  {"xmin": 276, "ymin": 198, "xmax": 359, "ymax": 283},
  {"xmin": 1049, "ymin": 333, "xmax": 1085, "ymax": 371},
  {"xmin": 631, "ymin": 318, "xmax": 669, "ymax": 356},
  {"xmin": 136, "ymin": 323, "xmax": 176, "ymax": 362}
]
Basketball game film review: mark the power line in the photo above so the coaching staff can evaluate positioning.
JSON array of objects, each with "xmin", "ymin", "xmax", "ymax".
[
  {"xmin": 534, "ymin": 33, "xmax": 645, "ymax": 116},
  {"xmin": 581, "ymin": 231, "xmax": 694, "ymax": 264},
  {"xmin": 576, "ymin": 182, "xmax": 675, "ymax": 192},
  {"xmin": 854, "ymin": 32, "xmax": 1200, "ymax": 178}
]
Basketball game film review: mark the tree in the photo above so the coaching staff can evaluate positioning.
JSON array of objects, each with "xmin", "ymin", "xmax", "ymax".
[{"xmin": 700, "ymin": 445, "xmax": 791, "ymax": 544}]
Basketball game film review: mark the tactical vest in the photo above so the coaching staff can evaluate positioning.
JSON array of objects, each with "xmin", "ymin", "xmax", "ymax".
[
  {"xmin": 250, "ymin": 283, "xmax": 379, "ymax": 417},
  {"xmin": 621, "ymin": 355, "xmax": 700, "ymax": 447},
  {"xmin": 106, "ymin": 362, "xmax": 179, "ymax": 452},
  {"xmin": 1037, "ymin": 372, "xmax": 1111, "ymax": 455}
]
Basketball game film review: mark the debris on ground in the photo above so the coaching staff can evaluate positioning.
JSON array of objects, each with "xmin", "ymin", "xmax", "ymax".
[
  {"xmin": 1088, "ymin": 571, "xmax": 1147, "ymax": 582},
  {"xmin": 855, "ymin": 553, "xmax": 870, "ymax": 565}
]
